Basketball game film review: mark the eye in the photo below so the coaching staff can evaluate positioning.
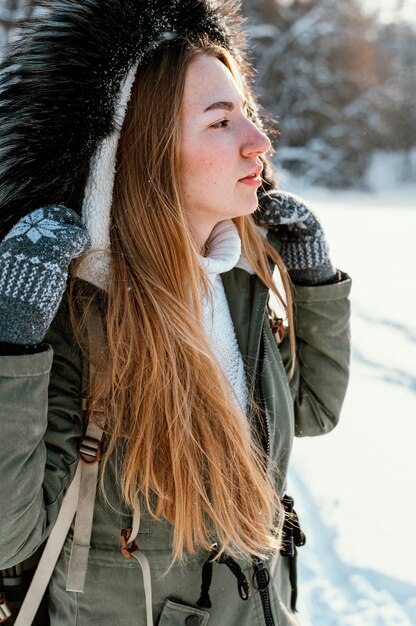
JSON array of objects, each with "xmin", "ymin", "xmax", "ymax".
[{"xmin": 210, "ymin": 118, "xmax": 229, "ymax": 129}]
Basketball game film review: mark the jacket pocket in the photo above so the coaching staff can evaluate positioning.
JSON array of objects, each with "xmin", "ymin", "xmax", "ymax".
[{"xmin": 157, "ymin": 598, "xmax": 210, "ymax": 626}]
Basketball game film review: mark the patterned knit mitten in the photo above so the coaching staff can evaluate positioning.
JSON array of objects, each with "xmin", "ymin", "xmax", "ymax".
[
  {"xmin": 0, "ymin": 206, "xmax": 90, "ymax": 344},
  {"xmin": 257, "ymin": 191, "xmax": 337, "ymax": 285}
]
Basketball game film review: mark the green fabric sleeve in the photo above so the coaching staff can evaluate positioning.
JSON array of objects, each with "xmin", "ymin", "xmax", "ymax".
[
  {"xmin": 0, "ymin": 308, "xmax": 83, "ymax": 568},
  {"xmin": 279, "ymin": 273, "xmax": 352, "ymax": 437}
]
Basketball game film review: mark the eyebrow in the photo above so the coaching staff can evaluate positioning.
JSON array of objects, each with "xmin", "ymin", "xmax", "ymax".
[
  {"xmin": 203, "ymin": 101, "xmax": 235, "ymax": 113},
  {"xmin": 203, "ymin": 98, "xmax": 248, "ymax": 113}
]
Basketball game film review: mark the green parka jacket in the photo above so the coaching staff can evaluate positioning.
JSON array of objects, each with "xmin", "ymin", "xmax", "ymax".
[{"xmin": 0, "ymin": 235, "xmax": 351, "ymax": 626}]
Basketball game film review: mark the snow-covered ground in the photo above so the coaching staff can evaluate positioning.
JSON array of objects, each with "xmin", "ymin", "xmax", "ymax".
[{"xmin": 281, "ymin": 180, "xmax": 416, "ymax": 625}]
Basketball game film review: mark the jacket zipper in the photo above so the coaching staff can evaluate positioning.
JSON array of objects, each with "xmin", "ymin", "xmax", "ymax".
[
  {"xmin": 253, "ymin": 558, "xmax": 275, "ymax": 626},
  {"xmin": 253, "ymin": 329, "xmax": 276, "ymax": 626},
  {"xmin": 262, "ymin": 328, "xmax": 271, "ymax": 465}
]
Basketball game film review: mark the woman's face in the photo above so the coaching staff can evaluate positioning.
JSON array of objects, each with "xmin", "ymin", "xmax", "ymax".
[{"xmin": 179, "ymin": 53, "xmax": 271, "ymax": 247}]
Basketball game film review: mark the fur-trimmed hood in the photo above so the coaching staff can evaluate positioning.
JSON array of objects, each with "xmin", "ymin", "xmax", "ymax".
[{"xmin": 0, "ymin": 0, "xmax": 252, "ymax": 242}]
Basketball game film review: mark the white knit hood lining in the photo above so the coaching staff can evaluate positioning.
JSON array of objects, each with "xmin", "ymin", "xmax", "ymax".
[{"xmin": 76, "ymin": 61, "xmax": 260, "ymax": 290}]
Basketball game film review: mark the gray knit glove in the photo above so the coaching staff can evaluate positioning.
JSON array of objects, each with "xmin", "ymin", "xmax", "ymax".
[
  {"xmin": 257, "ymin": 191, "xmax": 337, "ymax": 285},
  {"xmin": 0, "ymin": 206, "xmax": 90, "ymax": 344}
]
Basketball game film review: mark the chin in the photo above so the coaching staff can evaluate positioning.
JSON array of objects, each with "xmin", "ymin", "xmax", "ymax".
[{"xmin": 239, "ymin": 202, "xmax": 258, "ymax": 217}]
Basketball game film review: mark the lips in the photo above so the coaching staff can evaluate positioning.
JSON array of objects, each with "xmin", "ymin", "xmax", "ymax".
[{"xmin": 239, "ymin": 166, "xmax": 263, "ymax": 182}]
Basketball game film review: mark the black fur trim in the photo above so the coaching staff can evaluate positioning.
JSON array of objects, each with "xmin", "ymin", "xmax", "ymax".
[{"xmin": 0, "ymin": 0, "xmax": 249, "ymax": 239}]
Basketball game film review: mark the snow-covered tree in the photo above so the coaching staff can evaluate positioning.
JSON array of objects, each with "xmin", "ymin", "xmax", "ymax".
[
  {"xmin": 243, "ymin": 0, "xmax": 416, "ymax": 186},
  {"xmin": 1, "ymin": 0, "xmax": 414, "ymax": 186}
]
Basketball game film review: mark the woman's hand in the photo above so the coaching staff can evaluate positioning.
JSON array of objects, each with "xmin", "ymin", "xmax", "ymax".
[
  {"xmin": 0, "ymin": 206, "xmax": 90, "ymax": 344},
  {"xmin": 257, "ymin": 190, "xmax": 337, "ymax": 285}
]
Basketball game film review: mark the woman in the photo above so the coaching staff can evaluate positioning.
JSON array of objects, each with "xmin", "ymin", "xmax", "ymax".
[{"xmin": 0, "ymin": 1, "xmax": 351, "ymax": 625}]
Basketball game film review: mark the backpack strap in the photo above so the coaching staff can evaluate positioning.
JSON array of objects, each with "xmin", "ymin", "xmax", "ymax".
[
  {"xmin": 66, "ymin": 305, "xmax": 106, "ymax": 593},
  {"xmin": 65, "ymin": 419, "xmax": 103, "ymax": 593},
  {"xmin": 13, "ymin": 304, "xmax": 153, "ymax": 626},
  {"xmin": 14, "ymin": 304, "xmax": 105, "ymax": 625},
  {"xmin": 120, "ymin": 511, "xmax": 153, "ymax": 626},
  {"xmin": 14, "ymin": 464, "xmax": 82, "ymax": 626}
]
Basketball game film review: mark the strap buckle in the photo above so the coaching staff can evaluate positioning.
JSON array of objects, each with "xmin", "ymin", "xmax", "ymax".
[
  {"xmin": 0, "ymin": 597, "xmax": 13, "ymax": 622},
  {"xmin": 79, "ymin": 435, "xmax": 101, "ymax": 465},
  {"xmin": 267, "ymin": 307, "xmax": 286, "ymax": 344},
  {"xmin": 120, "ymin": 528, "xmax": 139, "ymax": 559}
]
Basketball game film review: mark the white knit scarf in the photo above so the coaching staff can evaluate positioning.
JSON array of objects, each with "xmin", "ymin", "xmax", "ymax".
[{"xmin": 199, "ymin": 220, "xmax": 247, "ymax": 412}]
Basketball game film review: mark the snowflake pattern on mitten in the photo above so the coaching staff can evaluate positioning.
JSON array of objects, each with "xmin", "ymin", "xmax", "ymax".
[
  {"xmin": 0, "ymin": 205, "xmax": 90, "ymax": 344},
  {"xmin": 5, "ymin": 208, "xmax": 66, "ymax": 243}
]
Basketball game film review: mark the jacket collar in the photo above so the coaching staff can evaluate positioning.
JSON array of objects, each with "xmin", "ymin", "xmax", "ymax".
[{"xmin": 222, "ymin": 266, "xmax": 269, "ymax": 399}]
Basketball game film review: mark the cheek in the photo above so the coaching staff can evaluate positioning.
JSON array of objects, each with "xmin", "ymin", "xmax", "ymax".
[
  {"xmin": 195, "ymin": 158, "xmax": 236, "ymax": 199},
  {"xmin": 181, "ymin": 133, "xmax": 233, "ymax": 181},
  {"xmin": 182, "ymin": 155, "xmax": 222, "ymax": 201},
  {"xmin": 184, "ymin": 141, "xmax": 215, "ymax": 169}
]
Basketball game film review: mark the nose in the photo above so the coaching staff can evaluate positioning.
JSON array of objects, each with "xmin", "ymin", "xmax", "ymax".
[{"xmin": 241, "ymin": 119, "xmax": 271, "ymax": 158}]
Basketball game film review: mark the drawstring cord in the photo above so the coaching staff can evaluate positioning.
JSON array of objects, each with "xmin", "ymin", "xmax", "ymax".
[
  {"xmin": 197, "ymin": 496, "xmax": 306, "ymax": 613},
  {"xmin": 197, "ymin": 545, "xmax": 251, "ymax": 609},
  {"xmin": 196, "ymin": 548, "xmax": 216, "ymax": 609}
]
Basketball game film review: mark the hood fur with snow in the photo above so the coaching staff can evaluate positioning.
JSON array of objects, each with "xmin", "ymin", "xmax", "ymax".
[{"xmin": 0, "ymin": 0, "xmax": 268, "ymax": 244}]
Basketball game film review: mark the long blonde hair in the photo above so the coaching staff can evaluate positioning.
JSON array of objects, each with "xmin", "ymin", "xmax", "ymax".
[{"xmin": 73, "ymin": 38, "xmax": 295, "ymax": 563}]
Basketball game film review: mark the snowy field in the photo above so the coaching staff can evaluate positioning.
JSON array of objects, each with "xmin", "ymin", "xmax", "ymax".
[{"xmin": 282, "ymin": 182, "xmax": 416, "ymax": 626}]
